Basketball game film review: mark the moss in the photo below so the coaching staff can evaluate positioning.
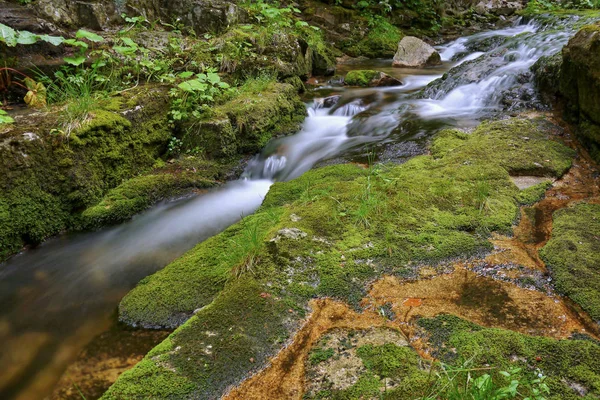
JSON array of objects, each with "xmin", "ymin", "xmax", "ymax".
[
  {"xmin": 0, "ymin": 87, "xmax": 172, "ymax": 261},
  {"xmin": 105, "ymin": 277, "xmax": 292, "ymax": 399},
  {"xmin": 308, "ymin": 347, "xmax": 335, "ymax": 365},
  {"xmin": 418, "ymin": 314, "xmax": 600, "ymax": 399},
  {"xmin": 344, "ymin": 70, "xmax": 380, "ymax": 86},
  {"xmin": 540, "ymin": 203, "xmax": 600, "ymax": 323},
  {"xmin": 109, "ymin": 117, "xmax": 575, "ymax": 398},
  {"xmin": 516, "ymin": 180, "xmax": 553, "ymax": 205},
  {"xmin": 118, "ymin": 208, "xmax": 285, "ymax": 328},
  {"xmin": 182, "ymin": 82, "xmax": 306, "ymax": 157},
  {"xmin": 81, "ymin": 164, "xmax": 218, "ymax": 229},
  {"xmin": 559, "ymin": 23, "xmax": 600, "ymax": 161},
  {"xmin": 341, "ymin": 17, "xmax": 403, "ymax": 59}
]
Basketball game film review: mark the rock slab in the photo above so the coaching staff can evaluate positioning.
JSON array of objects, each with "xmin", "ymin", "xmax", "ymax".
[{"xmin": 392, "ymin": 36, "xmax": 442, "ymax": 68}]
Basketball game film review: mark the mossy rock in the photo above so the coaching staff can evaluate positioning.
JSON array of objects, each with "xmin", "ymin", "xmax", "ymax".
[
  {"xmin": 0, "ymin": 87, "xmax": 171, "ymax": 261},
  {"xmin": 540, "ymin": 202, "xmax": 600, "ymax": 324},
  {"xmin": 80, "ymin": 159, "xmax": 222, "ymax": 229},
  {"xmin": 418, "ymin": 314, "xmax": 600, "ymax": 399},
  {"xmin": 182, "ymin": 82, "xmax": 306, "ymax": 158},
  {"xmin": 560, "ymin": 23, "xmax": 600, "ymax": 161},
  {"xmin": 106, "ymin": 117, "xmax": 575, "ymax": 399}
]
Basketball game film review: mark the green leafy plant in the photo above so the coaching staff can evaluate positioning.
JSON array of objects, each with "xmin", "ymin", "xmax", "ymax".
[
  {"xmin": 0, "ymin": 109, "xmax": 14, "ymax": 124},
  {"xmin": 169, "ymin": 70, "xmax": 231, "ymax": 121}
]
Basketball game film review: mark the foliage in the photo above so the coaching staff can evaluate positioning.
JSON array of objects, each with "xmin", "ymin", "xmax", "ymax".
[
  {"xmin": 523, "ymin": 0, "xmax": 600, "ymax": 13},
  {"xmin": 169, "ymin": 70, "xmax": 231, "ymax": 122},
  {"xmin": 0, "ymin": 109, "xmax": 14, "ymax": 124}
]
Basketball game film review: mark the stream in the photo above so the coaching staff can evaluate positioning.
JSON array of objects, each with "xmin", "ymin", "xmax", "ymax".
[{"xmin": 0, "ymin": 15, "xmax": 589, "ymax": 400}]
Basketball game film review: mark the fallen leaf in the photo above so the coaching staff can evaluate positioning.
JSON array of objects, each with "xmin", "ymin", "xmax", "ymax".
[{"xmin": 403, "ymin": 298, "xmax": 423, "ymax": 307}]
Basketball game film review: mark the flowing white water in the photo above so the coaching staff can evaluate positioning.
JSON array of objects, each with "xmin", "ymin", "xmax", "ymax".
[{"xmin": 0, "ymin": 15, "xmax": 592, "ymax": 399}]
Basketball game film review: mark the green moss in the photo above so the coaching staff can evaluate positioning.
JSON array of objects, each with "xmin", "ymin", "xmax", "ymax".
[
  {"xmin": 309, "ymin": 347, "xmax": 335, "ymax": 365},
  {"xmin": 119, "ymin": 208, "xmax": 285, "ymax": 328},
  {"xmin": 418, "ymin": 314, "xmax": 600, "ymax": 399},
  {"xmin": 0, "ymin": 87, "xmax": 173, "ymax": 261},
  {"xmin": 182, "ymin": 82, "xmax": 306, "ymax": 157},
  {"xmin": 344, "ymin": 70, "xmax": 379, "ymax": 86},
  {"xmin": 540, "ymin": 203, "xmax": 600, "ymax": 323},
  {"xmin": 109, "ymin": 117, "xmax": 575, "ymax": 398},
  {"xmin": 81, "ymin": 166, "xmax": 218, "ymax": 229},
  {"xmin": 516, "ymin": 181, "xmax": 553, "ymax": 205},
  {"xmin": 105, "ymin": 277, "xmax": 292, "ymax": 399},
  {"xmin": 342, "ymin": 16, "xmax": 403, "ymax": 59}
]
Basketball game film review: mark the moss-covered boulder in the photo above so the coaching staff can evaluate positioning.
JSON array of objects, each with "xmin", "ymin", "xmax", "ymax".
[
  {"xmin": 0, "ymin": 87, "xmax": 171, "ymax": 261},
  {"xmin": 105, "ymin": 117, "xmax": 575, "ymax": 399},
  {"xmin": 540, "ymin": 203, "xmax": 600, "ymax": 324},
  {"xmin": 418, "ymin": 314, "xmax": 600, "ymax": 399},
  {"xmin": 560, "ymin": 24, "xmax": 600, "ymax": 161},
  {"xmin": 80, "ymin": 159, "xmax": 223, "ymax": 229},
  {"xmin": 182, "ymin": 82, "xmax": 306, "ymax": 158},
  {"xmin": 344, "ymin": 70, "xmax": 402, "ymax": 87},
  {"xmin": 532, "ymin": 51, "xmax": 563, "ymax": 104}
]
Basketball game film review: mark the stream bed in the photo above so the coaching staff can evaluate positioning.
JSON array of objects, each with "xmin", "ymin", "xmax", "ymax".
[{"xmin": 0, "ymin": 15, "xmax": 594, "ymax": 400}]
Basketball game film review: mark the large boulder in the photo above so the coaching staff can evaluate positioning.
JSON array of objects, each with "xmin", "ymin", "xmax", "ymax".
[
  {"xmin": 32, "ymin": 0, "xmax": 247, "ymax": 34},
  {"xmin": 560, "ymin": 24, "xmax": 600, "ymax": 161},
  {"xmin": 392, "ymin": 36, "xmax": 442, "ymax": 68}
]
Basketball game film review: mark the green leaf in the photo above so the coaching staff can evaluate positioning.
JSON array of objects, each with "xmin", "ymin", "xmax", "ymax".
[
  {"xmin": 121, "ymin": 37, "xmax": 137, "ymax": 48},
  {"xmin": 206, "ymin": 72, "xmax": 220, "ymax": 85},
  {"xmin": 63, "ymin": 55, "xmax": 87, "ymax": 66},
  {"xmin": 16, "ymin": 31, "xmax": 39, "ymax": 45},
  {"xmin": 64, "ymin": 38, "xmax": 89, "ymax": 50},
  {"xmin": 39, "ymin": 34, "xmax": 65, "ymax": 46},
  {"xmin": 76, "ymin": 29, "xmax": 104, "ymax": 43},
  {"xmin": 178, "ymin": 80, "xmax": 207, "ymax": 92},
  {"xmin": 0, "ymin": 110, "xmax": 14, "ymax": 124},
  {"xmin": 178, "ymin": 71, "xmax": 194, "ymax": 79},
  {"xmin": 0, "ymin": 23, "xmax": 17, "ymax": 46}
]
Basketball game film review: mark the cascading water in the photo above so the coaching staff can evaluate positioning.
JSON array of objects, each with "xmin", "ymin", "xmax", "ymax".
[{"xmin": 0, "ymin": 14, "xmax": 593, "ymax": 400}]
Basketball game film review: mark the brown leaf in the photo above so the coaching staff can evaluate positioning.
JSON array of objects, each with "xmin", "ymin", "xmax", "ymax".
[{"xmin": 403, "ymin": 298, "xmax": 423, "ymax": 307}]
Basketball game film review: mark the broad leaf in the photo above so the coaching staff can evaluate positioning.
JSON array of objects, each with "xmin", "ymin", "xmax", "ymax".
[
  {"xmin": 64, "ymin": 38, "xmax": 89, "ymax": 50},
  {"xmin": 178, "ymin": 80, "xmax": 207, "ymax": 92},
  {"xmin": 206, "ymin": 72, "xmax": 220, "ymax": 85},
  {"xmin": 63, "ymin": 55, "xmax": 87, "ymax": 66},
  {"xmin": 39, "ymin": 34, "xmax": 65, "ymax": 46},
  {"xmin": 0, "ymin": 23, "xmax": 17, "ymax": 47},
  {"xmin": 76, "ymin": 29, "xmax": 104, "ymax": 43},
  {"xmin": 178, "ymin": 71, "xmax": 194, "ymax": 79},
  {"xmin": 23, "ymin": 77, "xmax": 47, "ymax": 108},
  {"xmin": 16, "ymin": 31, "xmax": 39, "ymax": 45},
  {"xmin": 0, "ymin": 110, "xmax": 14, "ymax": 124}
]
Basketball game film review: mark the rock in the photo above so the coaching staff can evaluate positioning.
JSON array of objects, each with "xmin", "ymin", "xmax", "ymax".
[
  {"xmin": 270, "ymin": 228, "xmax": 307, "ymax": 242},
  {"xmin": 392, "ymin": 36, "xmax": 442, "ymax": 68},
  {"xmin": 344, "ymin": 70, "xmax": 402, "ymax": 87},
  {"xmin": 33, "ymin": 0, "xmax": 247, "ymax": 35},
  {"xmin": 531, "ymin": 51, "xmax": 563, "ymax": 104},
  {"xmin": 560, "ymin": 24, "xmax": 600, "ymax": 161},
  {"xmin": 474, "ymin": 0, "xmax": 526, "ymax": 15}
]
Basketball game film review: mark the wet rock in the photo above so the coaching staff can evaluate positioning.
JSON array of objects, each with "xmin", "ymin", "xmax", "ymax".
[
  {"xmin": 531, "ymin": 51, "xmax": 563, "ymax": 105},
  {"xmin": 344, "ymin": 70, "xmax": 402, "ymax": 87},
  {"xmin": 560, "ymin": 24, "xmax": 600, "ymax": 161},
  {"xmin": 392, "ymin": 36, "xmax": 441, "ymax": 68}
]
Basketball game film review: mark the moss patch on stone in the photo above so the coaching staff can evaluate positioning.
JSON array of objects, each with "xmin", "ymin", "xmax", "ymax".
[
  {"xmin": 107, "ymin": 117, "xmax": 574, "ymax": 398},
  {"xmin": 0, "ymin": 87, "xmax": 172, "ymax": 261},
  {"xmin": 344, "ymin": 70, "xmax": 380, "ymax": 86},
  {"xmin": 81, "ymin": 160, "xmax": 221, "ymax": 229},
  {"xmin": 540, "ymin": 202, "xmax": 600, "ymax": 323},
  {"xmin": 182, "ymin": 82, "xmax": 306, "ymax": 158},
  {"xmin": 418, "ymin": 314, "xmax": 600, "ymax": 399}
]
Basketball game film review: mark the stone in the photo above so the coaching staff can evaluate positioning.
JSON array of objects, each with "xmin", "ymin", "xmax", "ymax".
[
  {"xmin": 344, "ymin": 70, "xmax": 402, "ymax": 87},
  {"xmin": 392, "ymin": 36, "xmax": 442, "ymax": 68}
]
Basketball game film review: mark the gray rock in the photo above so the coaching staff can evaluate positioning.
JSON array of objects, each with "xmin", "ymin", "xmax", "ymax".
[{"xmin": 392, "ymin": 36, "xmax": 442, "ymax": 68}]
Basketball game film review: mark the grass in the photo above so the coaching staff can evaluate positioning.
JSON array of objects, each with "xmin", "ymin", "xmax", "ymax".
[{"xmin": 107, "ymin": 118, "xmax": 577, "ymax": 398}]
